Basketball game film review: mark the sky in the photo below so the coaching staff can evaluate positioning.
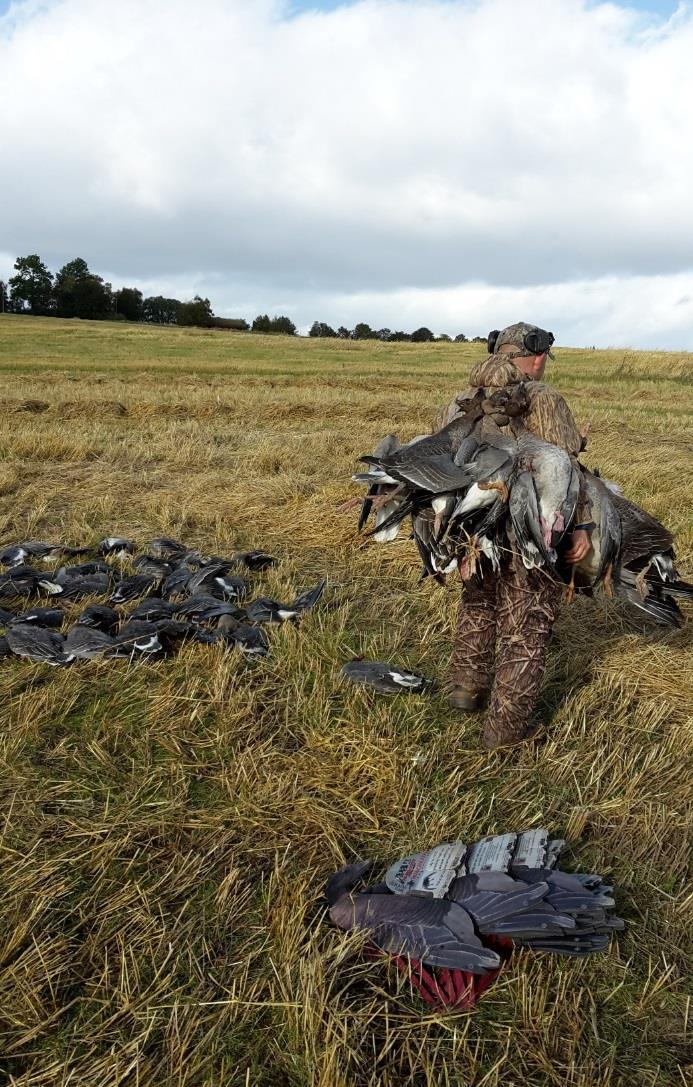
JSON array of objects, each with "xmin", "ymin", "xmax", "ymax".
[{"xmin": 2, "ymin": 0, "xmax": 693, "ymax": 347}]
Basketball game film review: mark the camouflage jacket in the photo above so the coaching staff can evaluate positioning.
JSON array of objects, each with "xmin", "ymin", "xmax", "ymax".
[{"xmin": 434, "ymin": 355, "xmax": 592, "ymax": 524}]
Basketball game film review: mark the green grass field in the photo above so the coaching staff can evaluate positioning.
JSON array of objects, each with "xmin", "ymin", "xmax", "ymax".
[{"xmin": 0, "ymin": 315, "xmax": 691, "ymax": 1087}]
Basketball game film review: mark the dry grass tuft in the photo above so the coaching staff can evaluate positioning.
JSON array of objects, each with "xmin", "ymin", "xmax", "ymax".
[{"xmin": 0, "ymin": 316, "xmax": 691, "ymax": 1086}]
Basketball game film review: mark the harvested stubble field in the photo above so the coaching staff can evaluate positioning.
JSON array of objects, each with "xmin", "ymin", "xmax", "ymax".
[{"xmin": 0, "ymin": 314, "xmax": 691, "ymax": 1087}]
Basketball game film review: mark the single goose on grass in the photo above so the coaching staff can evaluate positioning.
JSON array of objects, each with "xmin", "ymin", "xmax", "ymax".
[
  {"xmin": 186, "ymin": 563, "xmax": 247, "ymax": 601},
  {"xmin": 341, "ymin": 659, "xmax": 433, "ymax": 695},
  {"xmin": 41, "ymin": 572, "xmax": 111, "ymax": 600},
  {"xmin": 231, "ymin": 550, "xmax": 277, "ymax": 571}
]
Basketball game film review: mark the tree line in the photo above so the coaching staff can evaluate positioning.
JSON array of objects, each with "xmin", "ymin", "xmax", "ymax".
[{"xmin": 0, "ymin": 254, "xmax": 479, "ymax": 341}]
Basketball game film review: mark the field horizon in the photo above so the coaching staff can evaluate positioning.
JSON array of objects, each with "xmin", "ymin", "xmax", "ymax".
[{"xmin": 0, "ymin": 313, "xmax": 691, "ymax": 1087}]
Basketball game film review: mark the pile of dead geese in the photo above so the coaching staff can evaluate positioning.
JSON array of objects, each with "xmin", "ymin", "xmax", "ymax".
[
  {"xmin": 0, "ymin": 536, "xmax": 325, "ymax": 666},
  {"xmin": 352, "ymin": 383, "xmax": 692, "ymax": 626}
]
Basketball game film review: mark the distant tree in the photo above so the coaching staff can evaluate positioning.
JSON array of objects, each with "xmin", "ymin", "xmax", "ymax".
[
  {"xmin": 309, "ymin": 321, "xmax": 337, "ymax": 338},
  {"xmin": 143, "ymin": 295, "xmax": 181, "ymax": 324},
  {"xmin": 252, "ymin": 313, "xmax": 296, "ymax": 335},
  {"xmin": 471, "ymin": 335, "xmax": 486, "ymax": 343},
  {"xmin": 411, "ymin": 326, "xmax": 435, "ymax": 342},
  {"xmin": 352, "ymin": 322, "xmax": 377, "ymax": 340},
  {"xmin": 389, "ymin": 330, "xmax": 412, "ymax": 342},
  {"xmin": 454, "ymin": 333, "xmax": 468, "ymax": 343},
  {"xmin": 252, "ymin": 314, "xmax": 272, "ymax": 333},
  {"xmin": 270, "ymin": 315, "xmax": 296, "ymax": 335},
  {"xmin": 212, "ymin": 317, "xmax": 249, "ymax": 331},
  {"xmin": 114, "ymin": 287, "xmax": 144, "ymax": 322},
  {"xmin": 9, "ymin": 254, "xmax": 54, "ymax": 315},
  {"xmin": 178, "ymin": 295, "xmax": 214, "ymax": 327},
  {"xmin": 0, "ymin": 280, "xmax": 8, "ymax": 314},
  {"xmin": 376, "ymin": 328, "xmax": 392, "ymax": 341},
  {"xmin": 436, "ymin": 333, "xmax": 452, "ymax": 342},
  {"xmin": 54, "ymin": 258, "xmax": 111, "ymax": 319},
  {"xmin": 336, "ymin": 326, "xmax": 351, "ymax": 339}
]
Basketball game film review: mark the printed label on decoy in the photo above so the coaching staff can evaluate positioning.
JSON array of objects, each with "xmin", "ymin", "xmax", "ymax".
[
  {"xmin": 467, "ymin": 833, "xmax": 516, "ymax": 873},
  {"xmin": 512, "ymin": 829, "xmax": 548, "ymax": 869},
  {"xmin": 385, "ymin": 841, "xmax": 467, "ymax": 898}
]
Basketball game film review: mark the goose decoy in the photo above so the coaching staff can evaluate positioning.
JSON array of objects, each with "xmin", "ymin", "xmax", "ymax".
[
  {"xmin": 341, "ymin": 659, "xmax": 433, "ymax": 695},
  {"xmin": 5, "ymin": 624, "xmax": 75, "ymax": 666},
  {"xmin": 230, "ymin": 550, "xmax": 277, "ymax": 571},
  {"xmin": 77, "ymin": 604, "xmax": 120, "ymax": 634},
  {"xmin": 0, "ymin": 541, "xmax": 91, "ymax": 568},
  {"xmin": 97, "ymin": 537, "xmax": 135, "ymax": 560},
  {"xmin": 327, "ymin": 828, "xmax": 623, "ymax": 1009},
  {"xmin": 8, "ymin": 607, "xmax": 64, "ymax": 629},
  {"xmin": 109, "ymin": 574, "xmax": 158, "ymax": 605}
]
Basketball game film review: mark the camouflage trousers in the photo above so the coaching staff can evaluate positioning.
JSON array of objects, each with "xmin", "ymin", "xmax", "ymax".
[{"xmin": 449, "ymin": 559, "xmax": 563, "ymax": 745}]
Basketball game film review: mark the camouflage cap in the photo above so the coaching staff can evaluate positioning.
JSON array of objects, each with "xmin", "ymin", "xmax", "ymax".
[{"xmin": 489, "ymin": 322, "xmax": 555, "ymax": 359}]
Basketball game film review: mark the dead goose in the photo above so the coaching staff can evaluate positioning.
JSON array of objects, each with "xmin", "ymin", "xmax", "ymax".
[
  {"xmin": 0, "ymin": 541, "xmax": 90, "ymax": 567},
  {"xmin": 216, "ymin": 614, "xmax": 270, "ymax": 658},
  {"xmin": 97, "ymin": 537, "xmax": 135, "ymax": 560},
  {"xmin": 146, "ymin": 537, "xmax": 188, "ymax": 561},
  {"xmin": 8, "ymin": 607, "xmax": 64, "ymax": 629},
  {"xmin": 0, "ymin": 635, "xmax": 10, "ymax": 659},
  {"xmin": 508, "ymin": 426, "xmax": 579, "ymax": 570},
  {"xmin": 246, "ymin": 579, "xmax": 326, "ymax": 624},
  {"xmin": 5, "ymin": 624, "xmax": 75, "ymax": 666},
  {"xmin": 173, "ymin": 594, "xmax": 244, "ymax": 624},
  {"xmin": 341, "ymin": 659, "xmax": 433, "ymax": 695},
  {"xmin": 0, "ymin": 565, "xmax": 43, "ymax": 600},
  {"xmin": 231, "ymin": 550, "xmax": 277, "ymax": 571},
  {"xmin": 128, "ymin": 597, "xmax": 179, "ymax": 622},
  {"xmin": 327, "ymin": 829, "xmax": 623, "ymax": 1007},
  {"xmin": 109, "ymin": 574, "xmax": 158, "ymax": 605},
  {"xmin": 77, "ymin": 604, "xmax": 120, "ymax": 633},
  {"xmin": 186, "ymin": 563, "xmax": 247, "ymax": 601},
  {"xmin": 41, "ymin": 572, "xmax": 111, "ymax": 600},
  {"xmin": 65, "ymin": 623, "xmax": 118, "ymax": 660},
  {"xmin": 133, "ymin": 555, "xmax": 173, "ymax": 579}
]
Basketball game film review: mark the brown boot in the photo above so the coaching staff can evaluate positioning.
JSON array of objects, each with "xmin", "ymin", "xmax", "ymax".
[
  {"xmin": 448, "ymin": 685, "xmax": 488, "ymax": 712},
  {"xmin": 481, "ymin": 719, "xmax": 541, "ymax": 751}
]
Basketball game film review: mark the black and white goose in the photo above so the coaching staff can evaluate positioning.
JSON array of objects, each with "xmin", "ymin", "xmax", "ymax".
[{"xmin": 341, "ymin": 659, "xmax": 433, "ymax": 695}]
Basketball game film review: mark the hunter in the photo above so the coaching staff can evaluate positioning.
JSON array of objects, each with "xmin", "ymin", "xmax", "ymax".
[{"xmin": 435, "ymin": 322, "xmax": 592, "ymax": 751}]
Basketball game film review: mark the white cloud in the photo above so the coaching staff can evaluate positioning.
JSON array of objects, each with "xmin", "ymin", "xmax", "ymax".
[{"xmin": 2, "ymin": 0, "xmax": 693, "ymax": 346}]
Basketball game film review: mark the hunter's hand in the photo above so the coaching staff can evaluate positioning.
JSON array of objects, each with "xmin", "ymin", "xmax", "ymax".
[{"xmin": 564, "ymin": 529, "xmax": 591, "ymax": 564}]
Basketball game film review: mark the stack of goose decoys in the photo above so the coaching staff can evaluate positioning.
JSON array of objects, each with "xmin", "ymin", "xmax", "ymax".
[
  {"xmin": 0, "ymin": 535, "xmax": 326, "ymax": 666},
  {"xmin": 327, "ymin": 827, "xmax": 624, "ymax": 1010},
  {"xmin": 352, "ymin": 385, "xmax": 692, "ymax": 626}
]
